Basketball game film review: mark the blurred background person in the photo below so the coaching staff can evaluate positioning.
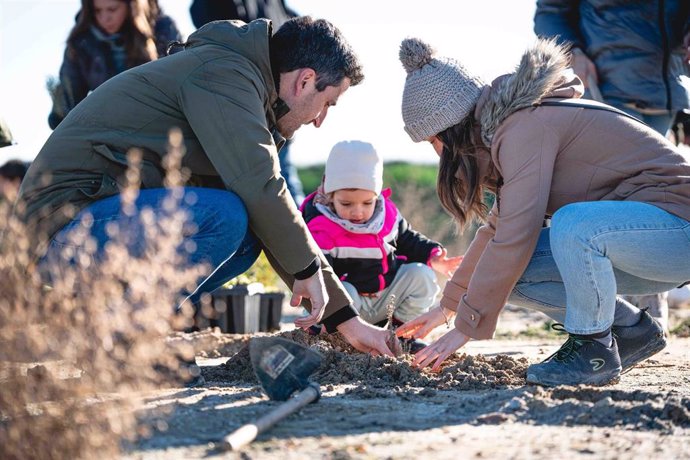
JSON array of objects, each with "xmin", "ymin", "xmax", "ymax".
[
  {"xmin": 0, "ymin": 159, "xmax": 29, "ymax": 204},
  {"xmin": 534, "ymin": 0, "xmax": 690, "ymax": 330},
  {"xmin": 189, "ymin": 0, "xmax": 305, "ymax": 205},
  {"xmin": 48, "ymin": 0, "xmax": 181, "ymax": 129},
  {"xmin": 534, "ymin": 0, "xmax": 690, "ymax": 136},
  {"xmin": 0, "ymin": 116, "xmax": 14, "ymax": 149}
]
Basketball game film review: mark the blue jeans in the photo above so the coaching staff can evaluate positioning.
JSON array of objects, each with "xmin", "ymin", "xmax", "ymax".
[
  {"xmin": 41, "ymin": 187, "xmax": 261, "ymax": 308},
  {"xmin": 508, "ymin": 201, "xmax": 690, "ymax": 334}
]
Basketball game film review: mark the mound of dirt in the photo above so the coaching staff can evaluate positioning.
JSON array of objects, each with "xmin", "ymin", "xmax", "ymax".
[{"xmin": 201, "ymin": 329, "xmax": 528, "ymax": 390}]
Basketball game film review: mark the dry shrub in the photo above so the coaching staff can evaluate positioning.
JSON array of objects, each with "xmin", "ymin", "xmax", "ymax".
[
  {"xmin": 0, "ymin": 129, "xmax": 207, "ymax": 459},
  {"xmin": 392, "ymin": 182, "xmax": 478, "ymax": 257}
]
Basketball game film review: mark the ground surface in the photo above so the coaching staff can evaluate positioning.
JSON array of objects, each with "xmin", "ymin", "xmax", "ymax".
[{"xmin": 121, "ymin": 305, "xmax": 690, "ymax": 460}]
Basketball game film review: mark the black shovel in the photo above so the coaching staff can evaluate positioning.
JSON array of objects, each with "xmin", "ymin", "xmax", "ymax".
[{"xmin": 221, "ymin": 337, "xmax": 322, "ymax": 450}]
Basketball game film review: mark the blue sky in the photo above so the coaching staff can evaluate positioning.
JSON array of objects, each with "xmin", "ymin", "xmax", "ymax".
[{"xmin": 0, "ymin": 0, "xmax": 537, "ymax": 165}]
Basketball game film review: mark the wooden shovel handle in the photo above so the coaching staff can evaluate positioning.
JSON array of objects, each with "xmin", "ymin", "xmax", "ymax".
[{"xmin": 222, "ymin": 383, "xmax": 320, "ymax": 451}]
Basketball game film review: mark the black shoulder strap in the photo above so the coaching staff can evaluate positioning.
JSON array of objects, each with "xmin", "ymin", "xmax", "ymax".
[{"xmin": 538, "ymin": 99, "xmax": 648, "ymax": 127}]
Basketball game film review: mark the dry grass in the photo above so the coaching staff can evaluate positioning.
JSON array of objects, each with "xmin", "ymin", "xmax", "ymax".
[{"xmin": 0, "ymin": 130, "xmax": 207, "ymax": 459}]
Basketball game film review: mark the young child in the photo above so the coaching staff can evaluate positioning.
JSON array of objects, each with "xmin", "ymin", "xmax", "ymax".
[{"xmin": 300, "ymin": 140, "xmax": 462, "ymax": 352}]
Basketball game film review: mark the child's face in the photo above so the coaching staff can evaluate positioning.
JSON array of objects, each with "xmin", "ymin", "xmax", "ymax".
[{"xmin": 332, "ymin": 189, "xmax": 377, "ymax": 224}]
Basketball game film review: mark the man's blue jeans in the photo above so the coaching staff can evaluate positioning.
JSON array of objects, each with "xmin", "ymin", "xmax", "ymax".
[
  {"xmin": 508, "ymin": 201, "xmax": 690, "ymax": 334},
  {"xmin": 41, "ymin": 188, "xmax": 261, "ymax": 307}
]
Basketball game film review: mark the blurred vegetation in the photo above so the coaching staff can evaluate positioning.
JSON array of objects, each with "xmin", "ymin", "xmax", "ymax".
[
  {"xmin": 224, "ymin": 252, "xmax": 287, "ymax": 292},
  {"xmin": 299, "ymin": 161, "xmax": 439, "ymax": 195},
  {"xmin": 495, "ymin": 320, "xmax": 561, "ymax": 339},
  {"xmin": 670, "ymin": 318, "xmax": 690, "ymax": 337}
]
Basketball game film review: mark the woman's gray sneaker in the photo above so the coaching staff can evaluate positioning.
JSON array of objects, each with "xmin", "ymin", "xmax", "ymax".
[
  {"xmin": 612, "ymin": 310, "xmax": 667, "ymax": 372},
  {"xmin": 526, "ymin": 333, "xmax": 622, "ymax": 387}
]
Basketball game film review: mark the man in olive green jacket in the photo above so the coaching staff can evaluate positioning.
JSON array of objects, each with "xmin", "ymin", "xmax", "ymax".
[{"xmin": 18, "ymin": 17, "xmax": 397, "ymax": 356}]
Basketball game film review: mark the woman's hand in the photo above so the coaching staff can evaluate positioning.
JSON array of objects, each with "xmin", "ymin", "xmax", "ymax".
[
  {"xmin": 395, "ymin": 306, "xmax": 454, "ymax": 340},
  {"xmin": 411, "ymin": 328, "xmax": 469, "ymax": 372},
  {"xmin": 429, "ymin": 248, "xmax": 463, "ymax": 277}
]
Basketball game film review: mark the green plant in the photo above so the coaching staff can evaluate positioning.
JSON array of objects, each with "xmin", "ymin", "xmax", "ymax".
[{"xmin": 224, "ymin": 252, "xmax": 286, "ymax": 292}]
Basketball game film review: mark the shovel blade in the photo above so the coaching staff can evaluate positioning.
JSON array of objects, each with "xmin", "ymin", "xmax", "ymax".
[{"xmin": 249, "ymin": 337, "xmax": 322, "ymax": 401}]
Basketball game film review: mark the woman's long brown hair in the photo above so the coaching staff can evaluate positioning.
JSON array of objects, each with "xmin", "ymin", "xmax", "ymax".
[
  {"xmin": 436, "ymin": 110, "xmax": 491, "ymax": 230},
  {"xmin": 67, "ymin": 0, "xmax": 158, "ymax": 66}
]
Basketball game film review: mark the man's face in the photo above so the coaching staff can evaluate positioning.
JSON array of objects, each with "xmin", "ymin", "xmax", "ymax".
[{"xmin": 277, "ymin": 71, "xmax": 351, "ymax": 139}]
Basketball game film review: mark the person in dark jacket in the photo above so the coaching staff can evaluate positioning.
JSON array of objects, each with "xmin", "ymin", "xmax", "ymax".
[
  {"xmin": 48, "ymin": 0, "xmax": 181, "ymax": 129},
  {"xmin": 190, "ymin": 0, "xmax": 297, "ymax": 30},
  {"xmin": 301, "ymin": 141, "xmax": 462, "ymax": 351},
  {"xmin": 0, "ymin": 159, "xmax": 28, "ymax": 203},
  {"xmin": 19, "ymin": 17, "xmax": 398, "ymax": 359},
  {"xmin": 534, "ymin": 0, "xmax": 690, "ymax": 135}
]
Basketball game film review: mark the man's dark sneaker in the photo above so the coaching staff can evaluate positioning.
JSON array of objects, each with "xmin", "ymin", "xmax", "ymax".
[
  {"xmin": 399, "ymin": 337, "xmax": 427, "ymax": 354},
  {"xmin": 612, "ymin": 309, "xmax": 667, "ymax": 372},
  {"xmin": 526, "ymin": 330, "xmax": 622, "ymax": 387}
]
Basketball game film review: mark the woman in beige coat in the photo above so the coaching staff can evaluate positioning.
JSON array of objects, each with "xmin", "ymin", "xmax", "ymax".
[{"xmin": 395, "ymin": 38, "xmax": 690, "ymax": 386}]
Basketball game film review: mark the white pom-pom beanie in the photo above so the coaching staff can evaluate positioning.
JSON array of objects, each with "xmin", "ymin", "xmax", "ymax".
[
  {"xmin": 399, "ymin": 37, "xmax": 485, "ymax": 143},
  {"xmin": 324, "ymin": 140, "xmax": 383, "ymax": 195}
]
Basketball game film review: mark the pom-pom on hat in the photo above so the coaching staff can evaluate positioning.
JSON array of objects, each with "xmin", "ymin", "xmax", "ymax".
[
  {"xmin": 324, "ymin": 140, "xmax": 383, "ymax": 195},
  {"xmin": 399, "ymin": 37, "xmax": 485, "ymax": 142}
]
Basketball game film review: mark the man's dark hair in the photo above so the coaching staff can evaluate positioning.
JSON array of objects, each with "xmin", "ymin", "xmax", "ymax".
[
  {"xmin": 0, "ymin": 159, "xmax": 29, "ymax": 182},
  {"xmin": 270, "ymin": 16, "xmax": 364, "ymax": 91}
]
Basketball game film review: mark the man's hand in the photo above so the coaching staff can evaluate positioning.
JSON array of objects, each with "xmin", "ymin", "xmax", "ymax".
[
  {"xmin": 412, "ymin": 328, "xmax": 470, "ymax": 372},
  {"xmin": 337, "ymin": 316, "xmax": 402, "ymax": 357},
  {"xmin": 291, "ymin": 270, "xmax": 328, "ymax": 329}
]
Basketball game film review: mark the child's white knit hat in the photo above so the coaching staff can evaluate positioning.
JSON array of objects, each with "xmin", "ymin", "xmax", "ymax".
[{"xmin": 324, "ymin": 140, "xmax": 383, "ymax": 194}]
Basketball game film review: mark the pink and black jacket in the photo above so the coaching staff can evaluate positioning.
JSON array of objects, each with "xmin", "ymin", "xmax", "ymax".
[{"xmin": 301, "ymin": 189, "xmax": 443, "ymax": 294}]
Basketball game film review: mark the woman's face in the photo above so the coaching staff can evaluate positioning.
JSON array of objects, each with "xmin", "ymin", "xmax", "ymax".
[
  {"xmin": 332, "ymin": 189, "xmax": 378, "ymax": 224},
  {"xmin": 427, "ymin": 135, "xmax": 444, "ymax": 157},
  {"xmin": 93, "ymin": 0, "xmax": 129, "ymax": 35}
]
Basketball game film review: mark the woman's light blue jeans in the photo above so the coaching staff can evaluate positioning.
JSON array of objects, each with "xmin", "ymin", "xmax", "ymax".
[
  {"xmin": 40, "ymin": 187, "xmax": 261, "ymax": 309},
  {"xmin": 508, "ymin": 201, "xmax": 690, "ymax": 334}
]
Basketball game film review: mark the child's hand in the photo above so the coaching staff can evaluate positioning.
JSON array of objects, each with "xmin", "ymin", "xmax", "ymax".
[{"xmin": 429, "ymin": 248, "xmax": 463, "ymax": 277}]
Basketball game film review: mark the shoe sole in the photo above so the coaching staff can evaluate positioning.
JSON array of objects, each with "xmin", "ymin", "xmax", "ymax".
[{"xmin": 620, "ymin": 336, "xmax": 667, "ymax": 373}]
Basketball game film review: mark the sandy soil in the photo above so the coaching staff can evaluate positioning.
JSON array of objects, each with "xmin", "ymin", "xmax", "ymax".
[{"xmin": 121, "ymin": 306, "xmax": 690, "ymax": 460}]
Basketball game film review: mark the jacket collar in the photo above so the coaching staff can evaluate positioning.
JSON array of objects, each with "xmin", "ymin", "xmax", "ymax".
[{"xmin": 475, "ymin": 39, "xmax": 583, "ymax": 147}]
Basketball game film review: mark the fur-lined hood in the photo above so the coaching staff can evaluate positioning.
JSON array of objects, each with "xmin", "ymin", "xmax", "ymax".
[{"xmin": 477, "ymin": 39, "xmax": 584, "ymax": 146}]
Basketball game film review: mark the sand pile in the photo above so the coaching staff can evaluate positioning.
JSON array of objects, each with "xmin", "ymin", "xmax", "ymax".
[{"xmin": 201, "ymin": 329, "xmax": 528, "ymax": 390}]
